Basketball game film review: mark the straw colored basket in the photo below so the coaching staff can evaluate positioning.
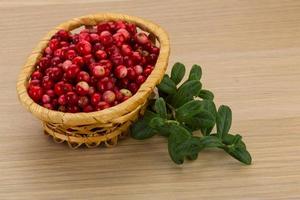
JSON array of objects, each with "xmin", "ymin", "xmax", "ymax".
[{"xmin": 16, "ymin": 13, "xmax": 170, "ymax": 149}]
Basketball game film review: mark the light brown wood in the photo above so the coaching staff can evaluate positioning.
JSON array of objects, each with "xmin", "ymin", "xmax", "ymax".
[{"xmin": 1, "ymin": 0, "xmax": 300, "ymax": 199}]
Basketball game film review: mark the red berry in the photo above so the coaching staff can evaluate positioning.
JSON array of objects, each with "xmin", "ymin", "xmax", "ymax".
[
  {"xmin": 54, "ymin": 81, "xmax": 65, "ymax": 96},
  {"xmin": 95, "ymin": 101, "xmax": 110, "ymax": 111},
  {"xmin": 29, "ymin": 79, "xmax": 40, "ymax": 87},
  {"xmin": 65, "ymin": 64, "xmax": 80, "ymax": 79},
  {"xmin": 44, "ymin": 47, "xmax": 52, "ymax": 56},
  {"xmin": 106, "ymin": 45, "xmax": 120, "ymax": 55},
  {"xmin": 133, "ymin": 65, "xmax": 143, "ymax": 75},
  {"xmin": 49, "ymin": 67, "xmax": 63, "ymax": 81},
  {"xmin": 67, "ymin": 105, "xmax": 80, "ymax": 113},
  {"xmin": 120, "ymin": 89, "xmax": 132, "ymax": 97},
  {"xmin": 62, "ymin": 60, "xmax": 72, "ymax": 71},
  {"xmin": 49, "ymin": 38, "xmax": 59, "ymax": 50},
  {"xmin": 31, "ymin": 71, "xmax": 43, "ymax": 80},
  {"xmin": 151, "ymin": 46, "xmax": 160, "ymax": 55},
  {"xmin": 54, "ymin": 48, "xmax": 64, "ymax": 58},
  {"xmin": 51, "ymin": 56, "xmax": 61, "ymax": 66},
  {"xmin": 95, "ymin": 50, "xmax": 107, "ymax": 60},
  {"xmin": 114, "ymin": 65, "xmax": 127, "ymax": 79},
  {"xmin": 117, "ymin": 28, "xmax": 130, "ymax": 41},
  {"xmin": 76, "ymin": 40, "xmax": 92, "ymax": 55},
  {"xmin": 128, "ymin": 82, "xmax": 139, "ymax": 94},
  {"xmin": 63, "ymin": 83, "xmax": 73, "ymax": 93},
  {"xmin": 99, "ymin": 59, "xmax": 113, "ymax": 70},
  {"xmin": 119, "ymin": 78, "xmax": 129, "ymax": 88},
  {"xmin": 99, "ymin": 31, "xmax": 113, "ymax": 46},
  {"xmin": 42, "ymin": 94, "xmax": 51, "ymax": 104},
  {"xmin": 92, "ymin": 65, "xmax": 106, "ymax": 78},
  {"xmin": 28, "ymin": 86, "xmax": 43, "ymax": 102},
  {"xmin": 76, "ymin": 81, "xmax": 89, "ymax": 96},
  {"xmin": 121, "ymin": 44, "xmax": 132, "ymax": 56},
  {"xmin": 78, "ymin": 96, "xmax": 89, "ymax": 108},
  {"xmin": 58, "ymin": 94, "xmax": 67, "ymax": 105},
  {"xmin": 77, "ymin": 71, "xmax": 90, "ymax": 83},
  {"xmin": 90, "ymin": 33, "xmax": 100, "ymax": 43},
  {"xmin": 97, "ymin": 77, "xmax": 115, "ymax": 92},
  {"xmin": 127, "ymin": 67, "xmax": 137, "ymax": 80},
  {"xmin": 56, "ymin": 30, "xmax": 70, "ymax": 41},
  {"xmin": 60, "ymin": 41, "xmax": 69, "ymax": 47},
  {"xmin": 83, "ymin": 105, "xmax": 94, "ymax": 112},
  {"xmin": 126, "ymin": 23, "xmax": 137, "ymax": 35},
  {"xmin": 91, "ymin": 93, "xmax": 101, "ymax": 106},
  {"xmin": 113, "ymin": 33, "xmax": 125, "ymax": 47},
  {"xmin": 38, "ymin": 57, "xmax": 50, "ymax": 71},
  {"xmin": 93, "ymin": 42, "xmax": 104, "ymax": 52},
  {"xmin": 143, "ymin": 65, "xmax": 154, "ymax": 76},
  {"xmin": 97, "ymin": 22, "xmax": 110, "ymax": 33},
  {"xmin": 102, "ymin": 90, "xmax": 115, "ymax": 103},
  {"xmin": 134, "ymin": 32, "xmax": 149, "ymax": 45},
  {"xmin": 88, "ymin": 86, "xmax": 96, "ymax": 96},
  {"xmin": 110, "ymin": 53, "xmax": 123, "ymax": 66},
  {"xmin": 79, "ymin": 32, "xmax": 91, "ymax": 42},
  {"xmin": 72, "ymin": 56, "xmax": 84, "ymax": 67},
  {"xmin": 66, "ymin": 49, "xmax": 77, "ymax": 60},
  {"xmin": 66, "ymin": 92, "xmax": 79, "ymax": 106},
  {"xmin": 115, "ymin": 20, "xmax": 127, "ymax": 29},
  {"xmin": 114, "ymin": 89, "xmax": 124, "ymax": 101},
  {"xmin": 43, "ymin": 103, "xmax": 53, "ymax": 110},
  {"xmin": 136, "ymin": 75, "xmax": 146, "ymax": 85},
  {"xmin": 46, "ymin": 89, "xmax": 55, "ymax": 98},
  {"xmin": 83, "ymin": 54, "xmax": 95, "ymax": 65},
  {"xmin": 131, "ymin": 51, "xmax": 142, "ymax": 63},
  {"xmin": 123, "ymin": 56, "xmax": 134, "ymax": 67},
  {"xmin": 42, "ymin": 76, "xmax": 54, "ymax": 90},
  {"xmin": 147, "ymin": 53, "xmax": 158, "ymax": 65}
]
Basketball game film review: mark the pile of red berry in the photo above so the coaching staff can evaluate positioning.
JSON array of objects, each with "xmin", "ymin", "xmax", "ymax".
[{"xmin": 27, "ymin": 20, "xmax": 160, "ymax": 113}]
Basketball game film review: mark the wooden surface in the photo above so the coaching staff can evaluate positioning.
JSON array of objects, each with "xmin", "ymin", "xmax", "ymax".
[{"xmin": 1, "ymin": 0, "xmax": 300, "ymax": 199}]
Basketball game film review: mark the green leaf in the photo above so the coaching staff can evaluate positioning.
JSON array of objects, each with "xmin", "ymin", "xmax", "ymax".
[
  {"xmin": 171, "ymin": 80, "xmax": 202, "ymax": 108},
  {"xmin": 216, "ymin": 105, "xmax": 232, "ymax": 138},
  {"xmin": 175, "ymin": 100, "xmax": 203, "ymax": 122},
  {"xmin": 130, "ymin": 119, "xmax": 156, "ymax": 140},
  {"xmin": 157, "ymin": 75, "xmax": 177, "ymax": 95},
  {"xmin": 198, "ymin": 89, "xmax": 214, "ymax": 100},
  {"xmin": 222, "ymin": 134, "xmax": 246, "ymax": 149},
  {"xmin": 199, "ymin": 136, "xmax": 224, "ymax": 148},
  {"xmin": 188, "ymin": 64, "xmax": 202, "ymax": 81},
  {"xmin": 154, "ymin": 98, "xmax": 167, "ymax": 119},
  {"xmin": 148, "ymin": 117, "xmax": 165, "ymax": 129},
  {"xmin": 183, "ymin": 110, "xmax": 215, "ymax": 131},
  {"xmin": 225, "ymin": 146, "xmax": 252, "ymax": 165},
  {"xmin": 171, "ymin": 62, "xmax": 186, "ymax": 85},
  {"xmin": 199, "ymin": 100, "xmax": 217, "ymax": 135},
  {"xmin": 168, "ymin": 127, "xmax": 203, "ymax": 164}
]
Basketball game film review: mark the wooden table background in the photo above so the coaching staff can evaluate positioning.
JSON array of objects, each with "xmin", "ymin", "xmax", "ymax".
[{"xmin": 1, "ymin": 0, "xmax": 300, "ymax": 199}]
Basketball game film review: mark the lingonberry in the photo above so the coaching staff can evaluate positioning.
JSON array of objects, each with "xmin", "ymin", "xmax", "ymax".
[
  {"xmin": 92, "ymin": 65, "xmax": 106, "ymax": 78},
  {"xmin": 143, "ymin": 65, "xmax": 154, "ymax": 76},
  {"xmin": 88, "ymin": 86, "xmax": 96, "ymax": 96},
  {"xmin": 95, "ymin": 50, "xmax": 107, "ymax": 60},
  {"xmin": 76, "ymin": 40, "xmax": 92, "ymax": 55},
  {"xmin": 49, "ymin": 67, "xmax": 63, "ymax": 81},
  {"xmin": 65, "ymin": 64, "xmax": 80, "ymax": 79},
  {"xmin": 102, "ymin": 90, "xmax": 115, "ymax": 103},
  {"xmin": 136, "ymin": 75, "xmax": 146, "ymax": 85},
  {"xmin": 123, "ymin": 56, "xmax": 134, "ymax": 67},
  {"xmin": 83, "ymin": 54, "xmax": 95, "ymax": 66},
  {"xmin": 54, "ymin": 81, "xmax": 65, "ymax": 96},
  {"xmin": 29, "ymin": 79, "xmax": 40, "ymax": 87},
  {"xmin": 97, "ymin": 22, "xmax": 110, "ymax": 33},
  {"xmin": 28, "ymin": 86, "xmax": 43, "ymax": 102},
  {"xmin": 66, "ymin": 49, "xmax": 77, "ymax": 60},
  {"xmin": 78, "ymin": 96, "xmax": 89, "ymax": 108},
  {"xmin": 83, "ymin": 105, "xmax": 94, "ymax": 112},
  {"xmin": 52, "ymin": 98, "xmax": 59, "ymax": 108},
  {"xmin": 134, "ymin": 32, "xmax": 149, "ymax": 45},
  {"xmin": 113, "ymin": 33, "xmax": 125, "ymax": 47},
  {"xmin": 151, "ymin": 46, "xmax": 160, "ymax": 55},
  {"xmin": 62, "ymin": 60, "xmax": 72, "ymax": 71},
  {"xmin": 118, "ymin": 77, "xmax": 129, "ymax": 88},
  {"xmin": 95, "ymin": 101, "xmax": 110, "ymax": 111},
  {"xmin": 126, "ymin": 23, "xmax": 137, "ymax": 35},
  {"xmin": 110, "ymin": 53, "xmax": 123, "ymax": 66},
  {"xmin": 121, "ymin": 44, "xmax": 132, "ymax": 56},
  {"xmin": 66, "ymin": 92, "xmax": 79, "ymax": 106},
  {"xmin": 43, "ymin": 103, "xmax": 53, "ymax": 110},
  {"xmin": 97, "ymin": 77, "xmax": 115, "ymax": 92},
  {"xmin": 51, "ymin": 56, "xmax": 61, "ymax": 66},
  {"xmin": 56, "ymin": 30, "xmax": 70, "ymax": 41},
  {"xmin": 91, "ymin": 93, "xmax": 101, "ymax": 106},
  {"xmin": 79, "ymin": 32, "xmax": 91, "ymax": 42},
  {"xmin": 127, "ymin": 67, "xmax": 137, "ymax": 80},
  {"xmin": 63, "ymin": 83, "xmax": 74, "ymax": 93},
  {"xmin": 99, "ymin": 59, "xmax": 113, "ymax": 70},
  {"xmin": 76, "ymin": 81, "xmax": 89, "ymax": 96},
  {"xmin": 90, "ymin": 33, "xmax": 100, "ymax": 43},
  {"xmin": 128, "ymin": 82, "xmax": 139, "ymax": 94},
  {"xmin": 114, "ymin": 65, "xmax": 128, "ymax": 79},
  {"xmin": 42, "ymin": 76, "xmax": 54, "ymax": 90},
  {"xmin": 93, "ymin": 42, "xmax": 104, "ymax": 52},
  {"xmin": 106, "ymin": 45, "xmax": 120, "ymax": 55},
  {"xmin": 117, "ymin": 28, "xmax": 130, "ymax": 41},
  {"xmin": 49, "ymin": 38, "xmax": 59, "ymax": 50},
  {"xmin": 58, "ymin": 94, "xmax": 67, "ymax": 105},
  {"xmin": 31, "ymin": 71, "xmax": 43, "ymax": 80},
  {"xmin": 120, "ymin": 89, "xmax": 132, "ymax": 97},
  {"xmin": 38, "ymin": 57, "xmax": 50, "ymax": 71},
  {"xmin": 46, "ymin": 89, "xmax": 55, "ymax": 98},
  {"xmin": 99, "ymin": 31, "xmax": 113, "ymax": 46},
  {"xmin": 72, "ymin": 56, "xmax": 84, "ymax": 67},
  {"xmin": 67, "ymin": 105, "xmax": 80, "ymax": 113},
  {"xmin": 115, "ymin": 20, "xmax": 127, "ymax": 29},
  {"xmin": 54, "ymin": 48, "xmax": 64, "ymax": 59},
  {"xmin": 44, "ymin": 47, "xmax": 53, "ymax": 56},
  {"xmin": 131, "ymin": 51, "xmax": 142, "ymax": 64},
  {"xmin": 42, "ymin": 94, "xmax": 51, "ymax": 104},
  {"xmin": 77, "ymin": 71, "xmax": 90, "ymax": 83},
  {"xmin": 114, "ymin": 88, "xmax": 124, "ymax": 101},
  {"xmin": 60, "ymin": 41, "xmax": 69, "ymax": 48},
  {"xmin": 147, "ymin": 53, "xmax": 158, "ymax": 65},
  {"xmin": 133, "ymin": 65, "xmax": 143, "ymax": 75}
]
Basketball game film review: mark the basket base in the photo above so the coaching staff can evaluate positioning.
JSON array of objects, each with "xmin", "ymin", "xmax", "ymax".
[{"xmin": 43, "ymin": 121, "xmax": 131, "ymax": 149}]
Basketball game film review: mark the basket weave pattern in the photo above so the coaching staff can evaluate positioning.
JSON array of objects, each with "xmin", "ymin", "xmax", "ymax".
[{"xmin": 17, "ymin": 13, "xmax": 170, "ymax": 148}]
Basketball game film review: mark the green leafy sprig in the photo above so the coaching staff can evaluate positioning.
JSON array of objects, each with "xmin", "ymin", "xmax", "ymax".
[{"xmin": 131, "ymin": 62, "xmax": 252, "ymax": 165}]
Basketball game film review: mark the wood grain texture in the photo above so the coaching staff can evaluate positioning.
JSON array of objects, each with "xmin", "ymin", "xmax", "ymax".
[{"xmin": 1, "ymin": 0, "xmax": 300, "ymax": 199}]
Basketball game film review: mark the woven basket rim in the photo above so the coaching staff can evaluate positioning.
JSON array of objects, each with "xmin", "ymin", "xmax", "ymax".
[{"xmin": 16, "ymin": 13, "xmax": 170, "ymax": 126}]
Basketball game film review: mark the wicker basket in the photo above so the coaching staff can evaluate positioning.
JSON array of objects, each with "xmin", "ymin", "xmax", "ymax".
[{"xmin": 16, "ymin": 13, "xmax": 170, "ymax": 149}]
